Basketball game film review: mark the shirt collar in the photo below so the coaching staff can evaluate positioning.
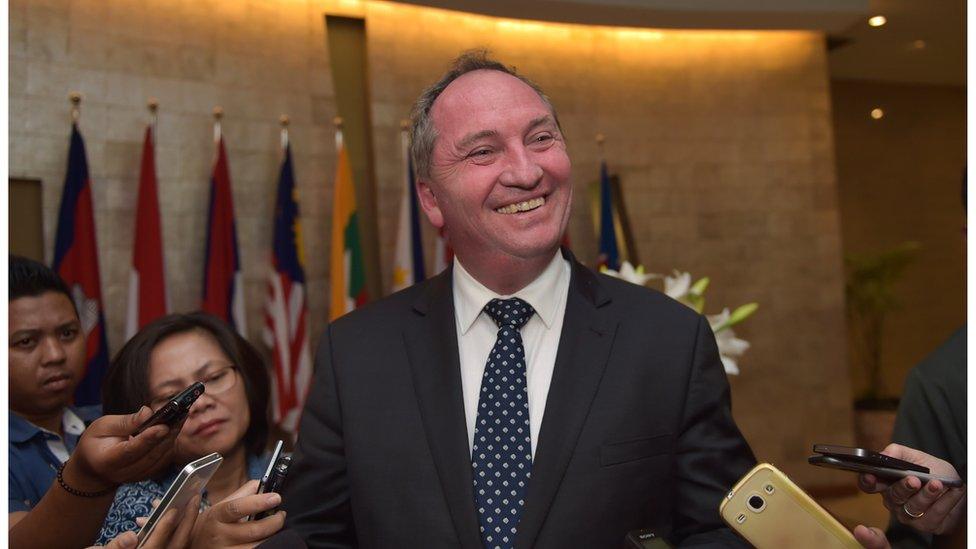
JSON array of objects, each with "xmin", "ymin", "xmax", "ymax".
[
  {"xmin": 8, "ymin": 407, "xmax": 86, "ymax": 444},
  {"xmin": 62, "ymin": 407, "xmax": 86, "ymax": 437},
  {"xmin": 453, "ymin": 250, "xmax": 569, "ymax": 334},
  {"xmin": 9, "ymin": 412, "xmax": 41, "ymax": 444}
]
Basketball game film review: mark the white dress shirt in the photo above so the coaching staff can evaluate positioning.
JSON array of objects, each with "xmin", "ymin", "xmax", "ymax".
[{"xmin": 452, "ymin": 251, "xmax": 571, "ymax": 460}]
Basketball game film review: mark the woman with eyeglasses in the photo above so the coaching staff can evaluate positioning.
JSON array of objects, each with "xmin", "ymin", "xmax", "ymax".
[{"xmin": 94, "ymin": 312, "xmax": 283, "ymax": 547}]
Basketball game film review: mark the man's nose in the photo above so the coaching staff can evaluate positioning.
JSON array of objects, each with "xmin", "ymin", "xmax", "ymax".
[
  {"xmin": 39, "ymin": 336, "xmax": 67, "ymax": 365},
  {"xmin": 498, "ymin": 146, "xmax": 543, "ymax": 188}
]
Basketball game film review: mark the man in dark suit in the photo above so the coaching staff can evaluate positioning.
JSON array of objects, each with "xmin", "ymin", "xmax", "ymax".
[{"xmin": 279, "ymin": 51, "xmax": 756, "ymax": 548}]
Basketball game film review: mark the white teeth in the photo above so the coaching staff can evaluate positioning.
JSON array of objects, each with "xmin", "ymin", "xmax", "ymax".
[{"xmin": 495, "ymin": 196, "xmax": 545, "ymax": 214}]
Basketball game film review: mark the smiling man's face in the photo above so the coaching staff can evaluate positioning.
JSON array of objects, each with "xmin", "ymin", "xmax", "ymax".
[{"xmin": 417, "ymin": 69, "xmax": 572, "ymax": 277}]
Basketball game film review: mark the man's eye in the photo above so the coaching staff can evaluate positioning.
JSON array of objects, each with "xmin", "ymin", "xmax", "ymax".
[
  {"xmin": 59, "ymin": 328, "xmax": 79, "ymax": 340},
  {"xmin": 468, "ymin": 149, "xmax": 492, "ymax": 158},
  {"xmin": 12, "ymin": 338, "xmax": 36, "ymax": 349}
]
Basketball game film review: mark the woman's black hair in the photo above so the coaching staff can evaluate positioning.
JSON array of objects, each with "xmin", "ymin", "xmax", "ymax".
[{"xmin": 102, "ymin": 312, "xmax": 270, "ymax": 457}]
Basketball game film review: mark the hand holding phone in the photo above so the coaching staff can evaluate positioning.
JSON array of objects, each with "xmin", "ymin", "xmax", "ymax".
[
  {"xmin": 808, "ymin": 443, "xmax": 963, "ymax": 487},
  {"xmin": 137, "ymin": 452, "xmax": 223, "ymax": 547},
  {"xmin": 134, "ymin": 382, "xmax": 205, "ymax": 436},
  {"xmin": 194, "ymin": 480, "xmax": 286, "ymax": 546},
  {"xmin": 249, "ymin": 440, "xmax": 292, "ymax": 521},
  {"xmin": 851, "ymin": 443, "xmax": 966, "ymax": 537}
]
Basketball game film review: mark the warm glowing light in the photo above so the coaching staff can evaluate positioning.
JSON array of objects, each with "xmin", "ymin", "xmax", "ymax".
[
  {"xmin": 912, "ymin": 39, "xmax": 926, "ymax": 50},
  {"xmin": 870, "ymin": 108, "xmax": 884, "ymax": 120},
  {"xmin": 868, "ymin": 15, "xmax": 887, "ymax": 27}
]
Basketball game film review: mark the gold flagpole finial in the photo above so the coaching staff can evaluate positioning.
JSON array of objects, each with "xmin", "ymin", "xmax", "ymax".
[
  {"xmin": 69, "ymin": 92, "xmax": 82, "ymax": 122},
  {"xmin": 213, "ymin": 106, "xmax": 224, "ymax": 120},
  {"xmin": 400, "ymin": 119, "xmax": 410, "ymax": 131},
  {"xmin": 148, "ymin": 98, "xmax": 159, "ymax": 126},
  {"xmin": 333, "ymin": 116, "xmax": 344, "ymax": 128},
  {"xmin": 595, "ymin": 132, "xmax": 605, "ymax": 146},
  {"xmin": 280, "ymin": 115, "xmax": 290, "ymax": 150}
]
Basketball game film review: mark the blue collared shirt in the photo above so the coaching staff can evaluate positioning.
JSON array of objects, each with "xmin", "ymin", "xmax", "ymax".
[{"xmin": 9, "ymin": 405, "xmax": 102, "ymax": 512}]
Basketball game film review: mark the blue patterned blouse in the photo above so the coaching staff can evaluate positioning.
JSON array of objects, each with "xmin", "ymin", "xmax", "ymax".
[{"xmin": 95, "ymin": 453, "xmax": 268, "ymax": 546}]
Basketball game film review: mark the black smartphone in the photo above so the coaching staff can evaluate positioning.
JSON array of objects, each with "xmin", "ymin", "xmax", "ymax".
[
  {"xmin": 250, "ymin": 440, "xmax": 292, "ymax": 521},
  {"xmin": 133, "ymin": 382, "xmax": 205, "ymax": 436},
  {"xmin": 812, "ymin": 444, "xmax": 928, "ymax": 473},
  {"xmin": 808, "ymin": 455, "xmax": 964, "ymax": 488}
]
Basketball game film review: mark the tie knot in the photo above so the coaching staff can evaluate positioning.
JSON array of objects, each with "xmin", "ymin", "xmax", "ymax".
[{"xmin": 484, "ymin": 297, "xmax": 535, "ymax": 330}]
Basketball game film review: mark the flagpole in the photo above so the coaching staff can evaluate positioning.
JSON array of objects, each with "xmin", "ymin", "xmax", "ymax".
[
  {"xmin": 69, "ymin": 92, "xmax": 81, "ymax": 124},
  {"xmin": 334, "ymin": 116, "xmax": 344, "ymax": 151},
  {"xmin": 213, "ymin": 106, "xmax": 223, "ymax": 143},
  {"xmin": 280, "ymin": 114, "xmax": 290, "ymax": 152},
  {"xmin": 400, "ymin": 118, "xmax": 410, "ymax": 168}
]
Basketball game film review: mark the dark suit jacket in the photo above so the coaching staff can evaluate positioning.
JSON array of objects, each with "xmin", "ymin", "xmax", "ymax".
[{"xmin": 279, "ymin": 255, "xmax": 756, "ymax": 548}]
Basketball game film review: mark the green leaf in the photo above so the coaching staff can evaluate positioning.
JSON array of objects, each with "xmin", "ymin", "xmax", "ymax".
[
  {"xmin": 686, "ymin": 294, "xmax": 705, "ymax": 314},
  {"xmin": 726, "ymin": 303, "xmax": 759, "ymax": 327},
  {"xmin": 689, "ymin": 277, "xmax": 710, "ymax": 296}
]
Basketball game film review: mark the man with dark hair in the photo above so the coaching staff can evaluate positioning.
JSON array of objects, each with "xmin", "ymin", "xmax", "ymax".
[
  {"xmin": 8, "ymin": 254, "xmax": 100, "ymax": 520},
  {"xmin": 279, "ymin": 52, "xmax": 755, "ymax": 548}
]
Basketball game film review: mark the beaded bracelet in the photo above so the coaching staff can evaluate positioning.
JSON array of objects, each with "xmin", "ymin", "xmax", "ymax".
[{"xmin": 56, "ymin": 461, "xmax": 115, "ymax": 498}]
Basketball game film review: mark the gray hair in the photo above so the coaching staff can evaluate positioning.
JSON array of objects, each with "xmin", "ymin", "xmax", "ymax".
[{"xmin": 409, "ymin": 49, "xmax": 561, "ymax": 181}]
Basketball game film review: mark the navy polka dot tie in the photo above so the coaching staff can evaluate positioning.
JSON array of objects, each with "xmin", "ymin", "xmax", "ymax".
[{"xmin": 472, "ymin": 297, "xmax": 535, "ymax": 549}]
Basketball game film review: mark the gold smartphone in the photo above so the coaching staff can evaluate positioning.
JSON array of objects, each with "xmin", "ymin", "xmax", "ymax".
[{"xmin": 719, "ymin": 463, "xmax": 860, "ymax": 549}]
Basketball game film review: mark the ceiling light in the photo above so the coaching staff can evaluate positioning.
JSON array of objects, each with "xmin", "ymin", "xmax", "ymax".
[
  {"xmin": 912, "ymin": 40, "xmax": 926, "ymax": 49},
  {"xmin": 870, "ymin": 108, "xmax": 884, "ymax": 120},
  {"xmin": 868, "ymin": 15, "xmax": 887, "ymax": 27}
]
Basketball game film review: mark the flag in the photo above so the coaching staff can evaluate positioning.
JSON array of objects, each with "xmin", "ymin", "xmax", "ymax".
[
  {"xmin": 126, "ymin": 125, "xmax": 167, "ymax": 338},
  {"xmin": 202, "ymin": 135, "xmax": 247, "ymax": 334},
  {"xmin": 433, "ymin": 228, "xmax": 453, "ymax": 275},
  {"xmin": 53, "ymin": 123, "xmax": 109, "ymax": 406},
  {"xmin": 597, "ymin": 160, "xmax": 620, "ymax": 270},
  {"xmin": 329, "ymin": 135, "xmax": 367, "ymax": 320},
  {"xmin": 263, "ymin": 143, "xmax": 312, "ymax": 433},
  {"xmin": 391, "ymin": 145, "xmax": 425, "ymax": 293}
]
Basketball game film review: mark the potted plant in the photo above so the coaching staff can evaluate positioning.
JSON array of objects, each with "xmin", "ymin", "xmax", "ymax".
[{"xmin": 845, "ymin": 241, "xmax": 919, "ymax": 449}]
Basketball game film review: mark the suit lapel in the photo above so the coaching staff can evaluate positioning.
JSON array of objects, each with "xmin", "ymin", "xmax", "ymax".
[
  {"xmin": 516, "ymin": 258, "xmax": 618, "ymax": 549},
  {"xmin": 403, "ymin": 270, "xmax": 483, "ymax": 548}
]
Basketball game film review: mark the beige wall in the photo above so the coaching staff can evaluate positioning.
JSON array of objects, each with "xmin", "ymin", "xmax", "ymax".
[
  {"xmin": 10, "ymin": 0, "xmax": 852, "ymax": 486},
  {"xmin": 832, "ymin": 80, "xmax": 967, "ymax": 398}
]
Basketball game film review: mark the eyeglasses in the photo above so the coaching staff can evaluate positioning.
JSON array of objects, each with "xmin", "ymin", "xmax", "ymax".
[{"xmin": 149, "ymin": 365, "xmax": 239, "ymax": 411}]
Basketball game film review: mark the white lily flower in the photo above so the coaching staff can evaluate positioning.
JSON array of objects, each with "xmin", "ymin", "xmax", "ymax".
[
  {"xmin": 664, "ymin": 270, "xmax": 691, "ymax": 300},
  {"xmin": 600, "ymin": 261, "xmax": 656, "ymax": 286},
  {"xmin": 708, "ymin": 310, "xmax": 750, "ymax": 376}
]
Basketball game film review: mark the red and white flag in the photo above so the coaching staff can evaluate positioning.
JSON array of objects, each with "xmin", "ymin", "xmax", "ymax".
[
  {"xmin": 126, "ymin": 125, "xmax": 168, "ymax": 338},
  {"xmin": 263, "ymin": 134, "xmax": 312, "ymax": 434}
]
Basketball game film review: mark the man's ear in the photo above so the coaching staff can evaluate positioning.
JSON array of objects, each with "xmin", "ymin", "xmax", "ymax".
[{"xmin": 416, "ymin": 178, "xmax": 445, "ymax": 229}]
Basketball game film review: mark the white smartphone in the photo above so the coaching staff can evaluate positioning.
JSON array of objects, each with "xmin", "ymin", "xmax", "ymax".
[
  {"xmin": 809, "ymin": 455, "xmax": 964, "ymax": 488},
  {"xmin": 136, "ymin": 452, "xmax": 223, "ymax": 547}
]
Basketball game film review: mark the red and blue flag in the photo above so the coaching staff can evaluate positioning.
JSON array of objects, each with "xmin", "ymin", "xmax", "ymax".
[
  {"xmin": 53, "ymin": 123, "xmax": 109, "ymax": 406},
  {"xmin": 202, "ymin": 136, "xmax": 247, "ymax": 334}
]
